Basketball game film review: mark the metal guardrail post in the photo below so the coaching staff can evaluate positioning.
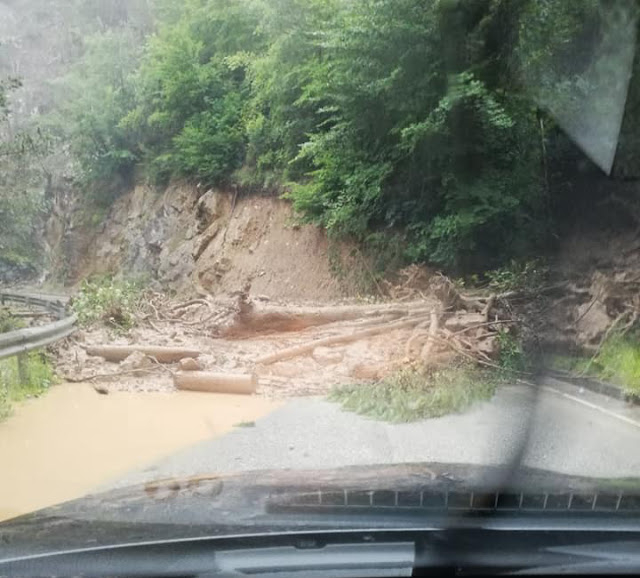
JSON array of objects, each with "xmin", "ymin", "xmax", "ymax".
[{"xmin": 16, "ymin": 353, "xmax": 27, "ymax": 384}]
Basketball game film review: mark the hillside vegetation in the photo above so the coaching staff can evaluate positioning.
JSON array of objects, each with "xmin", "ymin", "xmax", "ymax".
[{"xmin": 1, "ymin": 0, "xmax": 640, "ymax": 277}]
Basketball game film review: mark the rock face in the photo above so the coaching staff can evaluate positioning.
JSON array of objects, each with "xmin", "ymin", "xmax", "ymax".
[
  {"xmin": 0, "ymin": 259, "xmax": 37, "ymax": 284},
  {"xmin": 63, "ymin": 181, "xmax": 356, "ymax": 302}
]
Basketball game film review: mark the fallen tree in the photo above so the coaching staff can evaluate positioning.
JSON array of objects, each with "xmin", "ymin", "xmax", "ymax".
[
  {"xmin": 248, "ymin": 270, "xmax": 516, "ymax": 370},
  {"xmin": 255, "ymin": 314, "xmax": 433, "ymax": 365},
  {"xmin": 224, "ymin": 298, "xmax": 435, "ymax": 338}
]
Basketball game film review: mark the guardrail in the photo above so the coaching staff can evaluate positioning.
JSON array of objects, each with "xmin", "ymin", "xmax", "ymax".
[{"xmin": 0, "ymin": 292, "xmax": 77, "ymax": 361}]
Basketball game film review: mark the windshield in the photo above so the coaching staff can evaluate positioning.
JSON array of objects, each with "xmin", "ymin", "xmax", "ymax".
[{"xmin": 1, "ymin": 0, "xmax": 640, "ymax": 542}]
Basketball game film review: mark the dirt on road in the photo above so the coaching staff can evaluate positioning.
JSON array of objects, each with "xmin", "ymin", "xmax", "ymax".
[
  {"xmin": 0, "ymin": 384, "xmax": 279, "ymax": 522},
  {"xmin": 52, "ymin": 268, "xmax": 511, "ymax": 397}
]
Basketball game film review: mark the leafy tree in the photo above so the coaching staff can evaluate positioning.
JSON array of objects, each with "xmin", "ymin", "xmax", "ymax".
[
  {"xmin": 49, "ymin": 0, "xmax": 636, "ymax": 274},
  {"xmin": 52, "ymin": 28, "xmax": 144, "ymax": 203},
  {"xmin": 281, "ymin": 0, "xmax": 549, "ymax": 270},
  {"xmin": 0, "ymin": 77, "xmax": 51, "ymax": 269},
  {"xmin": 120, "ymin": 0, "xmax": 265, "ymax": 185}
]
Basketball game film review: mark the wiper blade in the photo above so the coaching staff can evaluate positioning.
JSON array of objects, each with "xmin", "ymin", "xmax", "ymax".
[{"xmin": 4, "ymin": 527, "xmax": 640, "ymax": 577}]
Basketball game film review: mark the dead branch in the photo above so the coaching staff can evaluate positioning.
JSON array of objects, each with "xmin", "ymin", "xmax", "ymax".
[
  {"xmin": 181, "ymin": 308, "xmax": 232, "ymax": 327},
  {"xmin": 405, "ymin": 320, "xmax": 431, "ymax": 359},
  {"xmin": 430, "ymin": 335, "xmax": 514, "ymax": 373},
  {"xmin": 171, "ymin": 299, "xmax": 211, "ymax": 313},
  {"xmin": 452, "ymin": 319, "xmax": 514, "ymax": 337},
  {"xmin": 420, "ymin": 310, "xmax": 440, "ymax": 362},
  {"xmin": 482, "ymin": 295, "xmax": 496, "ymax": 323},
  {"xmin": 440, "ymin": 327, "xmax": 493, "ymax": 363}
]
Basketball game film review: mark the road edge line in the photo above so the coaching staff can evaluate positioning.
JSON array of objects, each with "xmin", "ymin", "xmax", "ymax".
[{"xmin": 538, "ymin": 383, "xmax": 640, "ymax": 431}]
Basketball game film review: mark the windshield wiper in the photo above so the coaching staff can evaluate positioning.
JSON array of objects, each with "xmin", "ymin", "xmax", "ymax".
[{"xmin": 3, "ymin": 525, "xmax": 640, "ymax": 577}]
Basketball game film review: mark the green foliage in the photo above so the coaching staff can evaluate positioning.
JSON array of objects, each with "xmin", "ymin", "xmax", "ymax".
[
  {"xmin": 0, "ymin": 308, "xmax": 25, "ymax": 334},
  {"xmin": 0, "ymin": 77, "xmax": 21, "ymax": 120},
  {"xmin": 172, "ymin": 92, "xmax": 246, "ymax": 183},
  {"xmin": 485, "ymin": 259, "xmax": 548, "ymax": 293},
  {"xmin": 0, "ymin": 77, "xmax": 50, "ymax": 268},
  {"xmin": 548, "ymin": 353, "xmax": 593, "ymax": 375},
  {"xmin": 329, "ymin": 364, "xmax": 499, "ymax": 423},
  {"xmin": 234, "ymin": 421, "xmax": 256, "ymax": 428},
  {"xmin": 276, "ymin": 0, "xmax": 550, "ymax": 270},
  {"xmin": 52, "ymin": 29, "xmax": 144, "ymax": 203},
  {"xmin": 497, "ymin": 330, "xmax": 528, "ymax": 373},
  {"xmin": 53, "ymin": 0, "xmax": 625, "ymax": 273},
  {"xmin": 118, "ymin": 0, "xmax": 265, "ymax": 186},
  {"xmin": 549, "ymin": 335, "xmax": 640, "ymax": 396},
  {"xmin": 72, "ymin": 276, "xmax": 144, "ymax": 331},
  {"xmin": 0, "ymin": 352, "xmax": 56, "ymax": 422},
  {"xmin": 596, "ymin": 335, "xmax": 640, "ymax": 396}
]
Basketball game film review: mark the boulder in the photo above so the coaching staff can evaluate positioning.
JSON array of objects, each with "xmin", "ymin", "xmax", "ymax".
[{"xmin": 178, "ymin": 357, "xmax": 202, "ymax": 372}]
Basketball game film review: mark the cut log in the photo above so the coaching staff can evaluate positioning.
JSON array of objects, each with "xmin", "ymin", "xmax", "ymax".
[
  {"xmin": 87, "ymin": 346, "xmax": 201, "ymax": 363},
  {"xmin": 255, "ymin": 314, "xmax": 432, "ymax": 365},
  {"xmin": 174, "ymin": 372, "xmax": 257, "ymax": 395}
]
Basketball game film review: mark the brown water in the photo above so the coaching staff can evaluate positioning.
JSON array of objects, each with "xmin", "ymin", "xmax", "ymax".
[{"xmin": 0, "ymin": 384, "xmax": 279, "ymax": 522}]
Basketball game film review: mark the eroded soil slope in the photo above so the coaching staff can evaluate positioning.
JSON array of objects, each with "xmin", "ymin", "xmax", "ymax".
[{"xmin": 75, "ymin": 183, "xmax": 368, "ymax": 302}]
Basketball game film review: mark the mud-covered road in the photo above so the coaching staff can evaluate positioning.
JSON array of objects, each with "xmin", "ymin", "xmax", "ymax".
[{"xmin": 0, "ymin": 384, "xmax": 279, "ymax": 522}]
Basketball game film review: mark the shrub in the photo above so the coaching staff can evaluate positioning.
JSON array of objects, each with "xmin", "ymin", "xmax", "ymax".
[
  {"xmin": 0, "ymin": 352, "xmax": 56, "ymax": 421},
  {"xmin": 0, "ymin": 308, "xmax": 24, "ymax": 334},
  {"xmin": 485, "ymin": 259, "xmax": 549, "ymax": 293},
  {"xmin": 329, "ymin": 364, "xmax": 500, "ymax": 423},
  {"xmin": 72, "ymin": 276, "xmax": 144, "ymax": 331},
  {"xmin": 497, "ymin": 330, "xmax": 529, "ymax": 373}
]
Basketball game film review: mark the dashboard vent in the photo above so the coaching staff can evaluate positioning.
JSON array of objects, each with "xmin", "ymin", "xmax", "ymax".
[{"xmin": 268, "ymin": 489, "xmax": 640, "ymax": 513}]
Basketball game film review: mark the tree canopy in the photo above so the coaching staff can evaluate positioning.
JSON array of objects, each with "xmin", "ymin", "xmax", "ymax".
[{"xmin": 2, "ymin": 0, "xmax": 638, "ymax": 274}]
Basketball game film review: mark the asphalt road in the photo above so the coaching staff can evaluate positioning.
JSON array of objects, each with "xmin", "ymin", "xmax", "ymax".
[{"xmin": 112, "ymin": 379, "xmax": 640, "ymax": 489}]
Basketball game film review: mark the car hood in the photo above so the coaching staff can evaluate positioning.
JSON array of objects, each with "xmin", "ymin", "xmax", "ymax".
[{"xmin": 1, "ymin": 462, "xmax": 639, "ymax": 560}]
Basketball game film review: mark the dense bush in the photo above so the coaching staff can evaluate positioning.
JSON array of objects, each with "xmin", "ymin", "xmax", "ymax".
[{"xmin": 72, "ymin": 276, "xmax": 144, "ymax": 331}]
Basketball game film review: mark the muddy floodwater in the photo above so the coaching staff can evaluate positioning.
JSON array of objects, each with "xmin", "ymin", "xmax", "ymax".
[{"xmin": 0, "ymin": 384, "xmax": 280, "ymax": 522}]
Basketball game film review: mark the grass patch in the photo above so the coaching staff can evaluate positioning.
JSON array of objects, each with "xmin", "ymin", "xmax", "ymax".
[
  {"xmin": 548, "ymin": 336, "xmax": 640, "ymax": 396},
  {"xmin": 234, "ymin": 421, "xmax": 256, "ymax": 428},
  {"xmin": 0, "ymin": 307, "xmax": 25, "ymax": 334},
  {"xmin": 548, "ymin": 353, "xmax": 594, "ymax": 375},
  {"xmin": 0, "ymin": 352, "xmax": 56, "ymax": 421},
  {"xmin": 329, "ymin": 364, "xmax": 503, "ymax": 423},
  {"xmin": 72, "ymin": 275, "xmax": 145, "ymax": 332},
  {"xmin": 596, "ymin": 336, "xmax": 640, "ymax": 396}
]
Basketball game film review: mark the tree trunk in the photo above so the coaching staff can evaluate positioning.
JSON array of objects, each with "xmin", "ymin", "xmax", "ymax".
[{"xmin": 255, "ymin": 314, "xmax": 432, "ymax": 365}]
